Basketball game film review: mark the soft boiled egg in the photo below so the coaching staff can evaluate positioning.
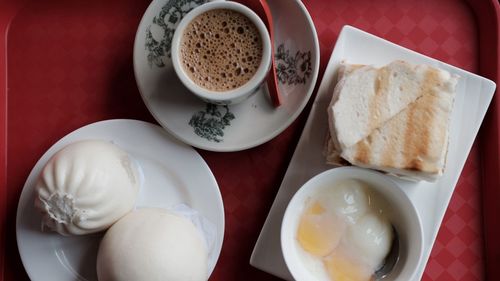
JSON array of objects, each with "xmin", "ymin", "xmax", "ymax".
[
  {"xmin": 323, "ymin": 244, "xmax": 374, "ymax": 281},
  {"xmin": 295, "ymin": 179, "xmax": 393, "ymax": 281},
  {"xmin": 297, "ymin": 202, "xmax": 346, "ymax": 257},
  {"xmin": 346, "ymin": 212, "xmax": 393, "ymax": 269},
  {"xmin": 319, "ymin": 179, "xmax": 370, "ymax": 224}
]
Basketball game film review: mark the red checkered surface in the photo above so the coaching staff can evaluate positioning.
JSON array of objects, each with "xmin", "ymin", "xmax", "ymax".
[{"xmin": 1, "ymin": 0, "xmax": 485, "ymax": 280}]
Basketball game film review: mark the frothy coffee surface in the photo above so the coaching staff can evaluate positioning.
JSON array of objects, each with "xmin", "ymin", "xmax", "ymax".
[{"xmin": 180, "ymin": 9, "xmax": 263, "ymax": 92}]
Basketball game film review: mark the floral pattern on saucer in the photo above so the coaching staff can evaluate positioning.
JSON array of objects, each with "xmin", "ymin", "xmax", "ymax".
[
  {"xmin": 189, "ymin": 104, "xmax": 235, "ymax": 142},
  {"xmin": 145, "ymin": 0, "xmax": 208, "ymax": 67},
  {"xmin": 275, "ymin": 43, "xmax": 312, "ymax": 85}
]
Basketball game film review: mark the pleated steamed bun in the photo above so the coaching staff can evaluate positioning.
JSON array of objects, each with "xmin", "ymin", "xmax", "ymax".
[
  {"xmin": 35, "ymin": 140, "xmax": 140, "ymax": 235},
  {"xmin": 96, "ymin": 208, "xmax": 208, "ymax": 281}
]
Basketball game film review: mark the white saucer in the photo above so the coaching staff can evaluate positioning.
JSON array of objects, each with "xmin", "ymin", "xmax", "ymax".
[
  {"xmin": 133, "ymin": 0, "xmax": 320, "ymax": 151},
  {"xmin": 16, "ymin": 119, "xmax": 224, "ymax": 281}
]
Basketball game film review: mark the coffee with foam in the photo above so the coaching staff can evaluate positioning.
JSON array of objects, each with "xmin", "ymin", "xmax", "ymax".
[{"xmin": 180, "ymin": 9, "xmax": 263, "ymax": 92}]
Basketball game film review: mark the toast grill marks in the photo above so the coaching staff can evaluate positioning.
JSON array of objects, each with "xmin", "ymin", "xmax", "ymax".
[
  {"xmin": 330, "ymin": 61, "xmax": 425, "ymax": 151},
  {"xmin": 345, "ymin": 67, "xmax": 456, "ymax": 178},
  {"xmin": 346, "ymin": 62, "xmax": 416, "ymax": 166},
  {"xmin": 370, "ymin": 65, "xmax": 390, "ymax": 133},
  {"xmin": 371, "ymin": 66, "xmax": 394, "ymax": 166},
  {"xmin": 402, "ymin": 68, "xmax": 449, "ymax": 172}
]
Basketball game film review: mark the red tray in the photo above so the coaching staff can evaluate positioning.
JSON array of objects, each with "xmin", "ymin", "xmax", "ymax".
[{"xmin": 0, "ymin": 0, "xmax": 498, "ymax": 280}]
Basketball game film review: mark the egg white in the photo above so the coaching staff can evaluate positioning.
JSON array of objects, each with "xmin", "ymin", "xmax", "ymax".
[{"xmin": 295, "ymin": 179, "xmax": 394, "ymax": 280}]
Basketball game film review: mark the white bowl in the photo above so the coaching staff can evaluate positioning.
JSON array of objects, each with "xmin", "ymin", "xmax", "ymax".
[
  {"xmin": 281, "ymin": 167, "xmax": 424, "ymax": 281},
  {"xmin": 171, "ymin": 1, "xmax": 272, "ymax": 105}
]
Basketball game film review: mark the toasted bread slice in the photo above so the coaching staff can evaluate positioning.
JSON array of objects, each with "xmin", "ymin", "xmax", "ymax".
[
  {"xmin": 341, "ymin": 67, "xmax": 457, "ymax": 181},
  {"xmin": 326, "ymin": 61, "xmax": 458, "ymax": 181},
  {"xmin": 328, "ymin": 61, "xmax": 430, "ymax": 151}
]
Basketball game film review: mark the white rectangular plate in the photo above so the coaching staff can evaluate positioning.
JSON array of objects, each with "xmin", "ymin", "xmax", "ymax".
[{"xmin": 250, "ymin": 25, "xmax": 496, "ymax": 280}]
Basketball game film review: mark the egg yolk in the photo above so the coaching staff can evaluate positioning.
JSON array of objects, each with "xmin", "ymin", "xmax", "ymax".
[
  {"xmin": 323, "ymin": 250, "xmax": 374, "ymax": 281},
  {"xmin": 297, "ymin": 202, "xmax": 345, "ymax": 257}
]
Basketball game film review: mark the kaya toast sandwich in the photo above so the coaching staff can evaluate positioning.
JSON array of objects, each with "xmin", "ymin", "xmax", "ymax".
[{"xmin": 325, "ymin": 61, "xmax": 458, "ymax": 181}]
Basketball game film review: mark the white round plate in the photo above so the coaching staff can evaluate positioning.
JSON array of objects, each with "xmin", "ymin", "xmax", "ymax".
[
  {"xmin": 16, "ymin": 119, "xmax": 224, "ymax": 281},
  {"xmin": 133, "ymin": 0, "xmax": 320, "ymax": 151}
]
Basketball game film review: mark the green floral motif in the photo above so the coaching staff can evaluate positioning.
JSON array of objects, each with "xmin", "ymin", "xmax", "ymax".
[
  {"xmin": 189, "ymin": 104, "xmax": 235, "ymax": 142},
  {"xmin": 145, "ymin": 0, "xmax": 208, "ymax": 67},
  {"xmin": 275, "ymin": 43, "xmax": 312, "ymax": 85}
]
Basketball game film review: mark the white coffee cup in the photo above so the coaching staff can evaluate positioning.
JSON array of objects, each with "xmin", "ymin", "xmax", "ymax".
[
  {"xmin": 171, "ymin": 1, "xmax": 272, "ymax": 105},
  {"xmin": 281, "ymin": 167, "xmax": 424, "ymax": 281}
]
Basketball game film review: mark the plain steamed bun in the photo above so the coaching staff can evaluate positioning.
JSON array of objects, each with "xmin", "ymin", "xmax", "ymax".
[
  {"xmin": 35, "ymin": 140, "xmax": 140, "ymax": 235},
  {"xmin": 96, "ymin": 208, "xmax": 208, "ymax": 281}
]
